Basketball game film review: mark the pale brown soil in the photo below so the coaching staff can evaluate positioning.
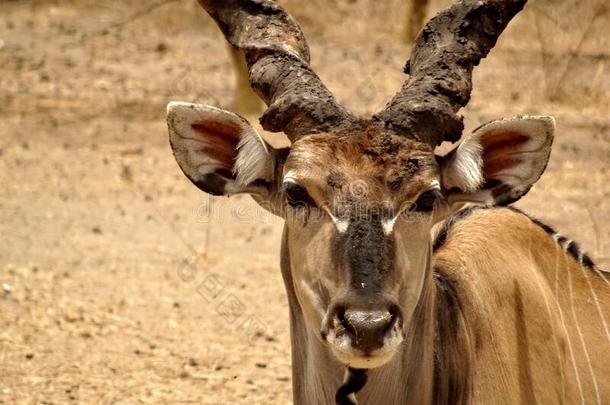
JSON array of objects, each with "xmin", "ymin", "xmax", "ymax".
[{"xmin": 0, "ymin": 0, "xmax": 608, "ymax": 404}]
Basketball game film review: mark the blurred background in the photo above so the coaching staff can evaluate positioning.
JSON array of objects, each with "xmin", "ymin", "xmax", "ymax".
[{"xmin": 0, "ymin": 0, "xmax": 608, "ymax": 403}]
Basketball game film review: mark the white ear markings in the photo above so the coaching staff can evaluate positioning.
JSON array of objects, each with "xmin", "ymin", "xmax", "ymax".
[
  {"xmin": 167, "ymin": 101, "xmax": 275, "ymax": 196},
  {"xmin": 441, "ymin": 134, "xmax": 484, "ymax": 192},
  {"xmin": 195, "ymin": 156, "xmax": 224, "ymax": 176},
  {"xmin": 235, "ymin": 128, "xmax": 270, "ymax": 185},
  {"xmin": 167, "ymin": 102, "xmax": 239, "ymax": 189},
  {"xmin": 442, "ymin": 115, "xmax": 555, "ymax": 206}
]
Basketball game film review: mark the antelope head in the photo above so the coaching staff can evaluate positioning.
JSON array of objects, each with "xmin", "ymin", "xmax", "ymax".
[{"xmin": 168, "ymin": 0, "xmax": 553, "ymax": 369}]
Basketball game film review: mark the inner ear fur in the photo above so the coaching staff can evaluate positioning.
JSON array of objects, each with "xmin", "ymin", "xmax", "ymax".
[
  {"xmin": 167, "ymin": 102, "xmax": 273, "ymax": 196},
  {"xmin": 441, "ymin": 115, "xmax": 555, "ymax": 206}
]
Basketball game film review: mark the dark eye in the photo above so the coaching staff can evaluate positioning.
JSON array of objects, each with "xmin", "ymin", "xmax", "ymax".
[
  {"xmin": 284, "ymin": 183, "xmax": 314, "ymax": 208},
  {"xmin": 413, "ymin": 188, "xmax": 443, "ymax": 212}
]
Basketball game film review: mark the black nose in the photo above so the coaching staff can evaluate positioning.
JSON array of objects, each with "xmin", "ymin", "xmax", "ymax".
[{"xmin": 337, "ymin": 308, "xmax": 397, "ymax": 353}]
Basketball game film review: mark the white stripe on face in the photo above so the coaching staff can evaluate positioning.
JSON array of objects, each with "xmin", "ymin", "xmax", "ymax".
[
  {"xmin": 383, "ymin": 180, "xmax": 441, "ymax": 235},
  {"xmin": 283, "ymin": 170, "xmax": 298, "ymax": 184},
  {"xmin": 329, "ymin": 213, "xmax": 349, "ymax": 233},
  {"xmin": 382, "ymin": 216, "xmax": 397, "ymax": 235}
]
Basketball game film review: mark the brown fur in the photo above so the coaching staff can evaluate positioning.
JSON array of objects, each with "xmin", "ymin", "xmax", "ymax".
[
  {"xmin": 170, "ymin": 3, "xmax": 593, "ymax": 403},
  {"xmin": 434, "ymin": 207, "xmax": 609, "ymax": 404},
  {"xmin": 170, "ymin": 101, "xmax": 593, "ymax": 403},
  {"xmin": 433, "ymin": 268, "xmax": 472, "ymax": 405},
  {"xmin": 285, "ymin": 127, "xmax": 438, "ymax": 209}
]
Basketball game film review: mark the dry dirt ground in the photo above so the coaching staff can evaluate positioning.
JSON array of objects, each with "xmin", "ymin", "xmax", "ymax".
[{"xmin": 0, "ymin": 0, "xmax": 608, "ymax": 403}]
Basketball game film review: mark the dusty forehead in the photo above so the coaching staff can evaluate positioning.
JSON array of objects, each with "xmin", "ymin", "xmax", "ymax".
[{"xmin": 285, "ymin": 130, "xmax": 438, "ymax": 183}]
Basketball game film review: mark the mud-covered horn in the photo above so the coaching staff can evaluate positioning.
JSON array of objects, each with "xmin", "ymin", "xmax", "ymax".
[
  {"xmin": 198, "ymin": 0, "xmax": 356, "ymax": 142},
  {"xmin": 373, "ymin": 0, "xmax": 528, "ymax": 146}
]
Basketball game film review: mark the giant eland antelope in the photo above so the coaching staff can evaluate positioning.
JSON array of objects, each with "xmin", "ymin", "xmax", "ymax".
[{"xmin": 167, "ymin": 0, "xmax": 610, "ymax": 403}]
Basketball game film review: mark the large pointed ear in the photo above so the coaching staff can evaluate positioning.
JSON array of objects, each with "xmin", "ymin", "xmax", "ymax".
[
  {"xmin": 440, "ymin": 115, "xmax": 555, "ymax": 206},
  {"xmin": 167, "ymin": 102, "xmax": 276, "ymax": 197}
]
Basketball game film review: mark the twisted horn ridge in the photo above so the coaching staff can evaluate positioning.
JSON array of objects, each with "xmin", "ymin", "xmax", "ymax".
[
  {"xmin": 374, "ymin": 0, "xmax": 528, "ymax": 146},
  {"xmin": 198, "ymin": 0, "xmax": 356, "ymax": 142}
]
